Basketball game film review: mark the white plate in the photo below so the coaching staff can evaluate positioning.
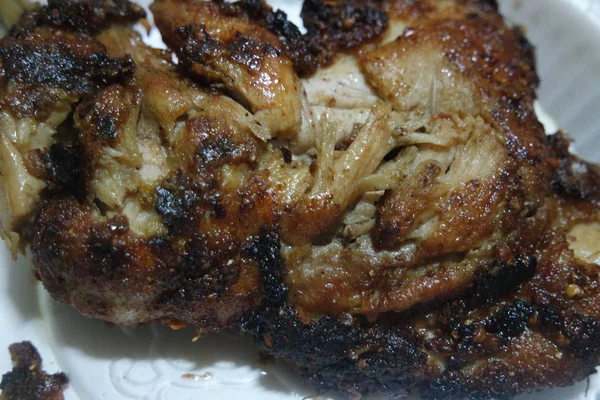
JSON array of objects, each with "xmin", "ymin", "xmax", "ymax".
[{"xmin": 1, "ymin": 1, "xmax": 600, "ymax": 399}]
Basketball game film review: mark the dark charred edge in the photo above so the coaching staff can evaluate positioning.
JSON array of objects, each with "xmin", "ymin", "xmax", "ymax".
[
  {"xmin": 43, "ymin": 141, "xmax": 85, "ymax": 197},
  {"xmin": 300, "ymin": 0, "xmax": 388, "ymax": 75},
  {"xmin": 242, "ymin": 303, "xmax": 425, "ymax": 397},
  {"xmin": 419, "ymin": 376, "xmax": 515, "ymax": 400},
  {"xmin": 9, "ymin": 0, "xmax": 145, "ymax": 37},
  {"xmin": 472, "ymin": 255, "xmax": 537, "ymax": 306},
  {"xmin": 218, "ymin": 0, "xmax": 387, "ymax": 76},
  {"xmin": 0, "ymin": 341, "xmax": 69, "ymax": 400},
  {"xmin": 240, "ymin": 245, "xmax": 599, "ymax": 399},
  {"xmin": 421, "ymin": 367, "xmax": 593, "ymax": 400},
  {"xmin": 420, "ymin": 304, "xmax": 600, "ymax": 400},
  {"xmin": 242, "ymin": 305, "xmax": 362, "ymax": 366},
  {"xmin": 0, "ymin": 40, "xmax": 136, "ymax": 93},
  {"xmin": 218, "ymin": 0, "xmax": 314, "ymax": 75},
  {"xmin": 421, "ymin": 368, "xmax": 593, "ymax": 400},
  {"xmin": 245, "ymin": 296, "xmax": 428, "ymax": 399},
  {"xmin": 485, "ymin": 299, "xmax": 534, "ymax": 341},
  {"xmin": 537, "ymin": 306, "xmax": 600, "ymax": 357},
  {"xmin": 546, "ymin": 131, "xmax": 600, "ymax": 201},
  {"xmin": 301, "ymin": 325, "xmax": 424, "ymax": 399},
  {"xmin": 239, "ymin": 229, "xmax": 372, "ymax": 367},
  {"xmin": 155, "ymin": 186, "xmax": 200, "ymax": 233},
  {"xmin": 244, "ymin": 228, "xmax": 288, "ymax": 304}
]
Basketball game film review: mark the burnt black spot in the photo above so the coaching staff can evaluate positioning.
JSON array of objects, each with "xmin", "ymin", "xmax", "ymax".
[
  {"xmin": 0, "ymin": 42, "xmax": 135, "ymax": 95},
  {"xmin": 155, "ymin": 187, "xmax": 200, "ymax": 232},
  {"xmin": 453, "ymin": 323, "xmax": 479, "ymax": 345},
  {"xmin": 301, "ymin": 0, "xmax": 387, "ymax": 49},
  {"xmin": 486, "ymin": 299, "xmax": 534, "ymax": 341},
  {"xmin": 207, "ymin": 193, "xmax": 226, "ymax": 219},
  {"xmin": 221, "ymin": 0, "xmax": 309, "ymax": 73},
  {"xmin": 538, "ymin": 306, "xmax": 600, "ymax": 357},
  {"xmin": 229, "ymin": 36, "xmax": 280, "ymax": 71},
  {"xmin": 563, "ymin": 316, "xmax": 600, "ymax": 357},
  {"xmin": 197, "ymin": 136, "xmax": 239, "ymax": 166},
  {"xmin": 176, "ymin": 24, "xmax": 279, "ymax": 96},
  {"xmin": 44, "ymin": 142, "xmax": 83, "ymax": 192},
  {"xmin": 89, "ymin": 234, "xmax": 131, "ymax": 276},
  {"xmin": 218, "ymin": 0, "xmax": 387, "ymax": 76},
  {"xmin": 244, "ymin": 229, "xmax": 287, "ymax": 304},
  {"xmin": 537, "ymin": 306, "xmax": 563, "ymax": 331},
  {"xmin": 96, "ymin": 115, "xmax": 118, "ymax": 140},
  {"xmin": 446, "ymin": 354, "xmax": 469, "ymax": 370},
  {"xmin": 11, "ymin": 0, "xmax": 145, "ymax": 35},
  {"xmin": 156, "ymin": 187, "xmax": 182, "ymax": 227},
  {"xmin": 473, "ymin": 255, "xmax": 536, "ymax": 305},
  {"xmin": 154, "ymin": 234, "xmax": 242, "ymax": 311}
]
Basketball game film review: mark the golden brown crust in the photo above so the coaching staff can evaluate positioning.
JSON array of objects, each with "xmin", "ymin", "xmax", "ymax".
[
  {"xmin": 152, "ymin": 0, "xmax": 304, "ymax": 139},
  {"xmin": 33, "ymin": 197, "xmax": 265, "ymax": 327}
]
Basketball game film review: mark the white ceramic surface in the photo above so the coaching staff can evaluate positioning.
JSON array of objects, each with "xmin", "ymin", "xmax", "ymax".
[
  {"xmin": 1, "ymin": 1, "xmax": 599, "ymax": 399},
  {"xmin": 499, "ymin": 0, "xmax": 600, "ymax": 163}
]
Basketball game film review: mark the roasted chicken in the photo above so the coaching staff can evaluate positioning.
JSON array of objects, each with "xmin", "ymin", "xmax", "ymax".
[{"xmin": 1, "ymin": 0, "xmax": 599, "ymax": 398}]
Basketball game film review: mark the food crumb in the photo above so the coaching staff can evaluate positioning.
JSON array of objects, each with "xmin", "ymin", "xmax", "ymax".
[
  {"xmin": 0, "ymin": 341, "xmax": 68, "ymax": 400},
  {"xmin": 181, "ymin": 372, "xmax": 212, "ymax": 381},
  {"xmin": 566, "ymin": 284, "xmax": 583, "ymax": 298}
]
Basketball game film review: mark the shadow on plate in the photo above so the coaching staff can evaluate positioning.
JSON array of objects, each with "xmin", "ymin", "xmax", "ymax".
[{"xmin": 1, "ymin": 249, "xmax": 42, "ymax": 320}]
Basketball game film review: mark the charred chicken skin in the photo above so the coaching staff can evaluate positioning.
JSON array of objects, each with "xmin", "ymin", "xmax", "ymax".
[{"xmin": 0, "ymin": 0, "xmax": 599, "ymax": 398}]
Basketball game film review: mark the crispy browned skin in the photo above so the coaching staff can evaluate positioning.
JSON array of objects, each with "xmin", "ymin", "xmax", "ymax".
[
  {"xmin": 0, "ymin": 341, "xmax": 68, "ymax": 400},
  {"xmin": 1, "ymin": 0, "xmax": 600, "ymax": 399}
]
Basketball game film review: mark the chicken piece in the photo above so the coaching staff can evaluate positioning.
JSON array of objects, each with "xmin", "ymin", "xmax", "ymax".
[
  {"xmin": 31, "ymin": 22, "xmax": 285, "ymax": 328},
  {"xmin": 151, "ymin": 0, "xmax": 304, "ymax": 141},
  {"xmin": 0, "ymin": 1, "xmax": 140, "ymax": 252},
  {"xmin": 242, "ymin": 1, "xmax": 600, "ymax": 399},
  {"xmin": 1, "ymin": 1, "xmax": 600, "ymax": 399},
  {"xmin": 0, "ymin": 342, "xmax": 68, "ymax": 400}
]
